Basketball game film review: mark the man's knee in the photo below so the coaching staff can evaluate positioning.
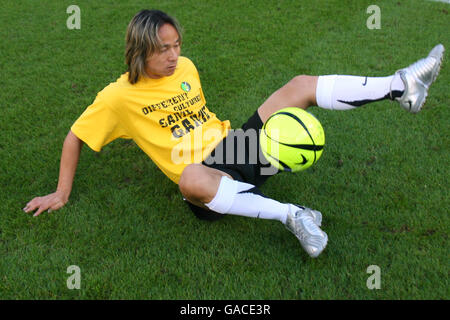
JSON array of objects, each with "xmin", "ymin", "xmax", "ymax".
[
  {"xmin": 288, "ymin": 75, "xmax": 317, "ymax": 106},
  {"xmin": 179, "ymin": 164, "xmax": 213, "ymax": 204},
  {"xmin": 179, "ymin": 164, "xmax": 201, "ymax": 199},
  {"xmin": 180, "ymin": 164, "xmax": 227, "ymax": 221},
  {"xmin": 289, "ymin": 75, "xmax": 313, "ymax": 89}
]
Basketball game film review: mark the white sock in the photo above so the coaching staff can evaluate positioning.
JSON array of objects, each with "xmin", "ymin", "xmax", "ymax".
[
  {"xmin": 316, "ymin": 74, "xmax": 405, "ymax": 110},
  {"xmin": 205, "ymin": 176, "xmax": 290, "ymax": 224}
]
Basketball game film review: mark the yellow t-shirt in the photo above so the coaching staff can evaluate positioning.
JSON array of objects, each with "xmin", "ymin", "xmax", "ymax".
[{"xmin": 71, "ymin": 56, "xmax": 231, "ymax": 184}]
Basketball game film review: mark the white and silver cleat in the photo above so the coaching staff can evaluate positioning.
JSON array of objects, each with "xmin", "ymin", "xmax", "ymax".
[
  {"xmin": 393, "ymin": 44, "xmax": 445, "ymax": 113},
  {"xmin": 291, "ymin": 204, "xmax": 322, "ymax": 226},
  {"xmin": 286, "ymin": 206, "xmax": 328, "ymax": 258}
]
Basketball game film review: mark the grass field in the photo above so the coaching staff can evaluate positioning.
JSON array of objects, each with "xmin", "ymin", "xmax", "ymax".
[{"xmin": 0, "ymin": 0, "xmax": 448, "ymax": 300}]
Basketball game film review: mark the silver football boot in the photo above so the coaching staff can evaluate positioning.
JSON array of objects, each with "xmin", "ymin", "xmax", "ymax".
[
  {"xmin": 286, "ymin": 205, "xmax": 328, "ymax": 258},
  {"xmin": 291, "ymin": 204, "xmax": 322, "ymax": 226},
  {"xmin": 392, "ymin": 44, "xmax": 445, "ymax": 113}
]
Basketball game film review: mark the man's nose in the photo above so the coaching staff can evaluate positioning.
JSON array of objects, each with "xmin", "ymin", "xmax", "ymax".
[{"xmin": 168, "ymin": 48, "xmax": 178, "ymax": 60}]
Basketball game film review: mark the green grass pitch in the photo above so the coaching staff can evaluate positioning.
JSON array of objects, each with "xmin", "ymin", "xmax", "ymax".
[{"xmin": 0, "ymin": 0, "xmax": 448, "ymax": 299}]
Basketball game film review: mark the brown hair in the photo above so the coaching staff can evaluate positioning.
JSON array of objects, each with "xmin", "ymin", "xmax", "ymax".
[{"xmin": 125, "ymin": 10, "xmax": 183, "ymax": 84}]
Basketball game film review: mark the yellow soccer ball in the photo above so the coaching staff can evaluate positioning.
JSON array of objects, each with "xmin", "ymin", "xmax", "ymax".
[{"xmin": 260, "ymin": 107, "xmax": 325, "ymax": 172}]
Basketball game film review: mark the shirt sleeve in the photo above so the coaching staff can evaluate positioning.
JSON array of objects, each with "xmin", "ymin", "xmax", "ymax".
[{"xmin": 71, "ymin": 92, "xmax": 129, "ymax": 152}]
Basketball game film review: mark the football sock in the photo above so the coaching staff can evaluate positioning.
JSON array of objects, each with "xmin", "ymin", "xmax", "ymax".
[
  {"xmin": 205, "ymin": 176, "xmax": 290, "ymax": 224},
  {"xmin": 315, "ymin": 74, "xmax": 405, "ymax": 110}
]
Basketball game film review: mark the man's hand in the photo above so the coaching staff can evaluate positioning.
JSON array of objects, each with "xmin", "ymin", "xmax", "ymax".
[
  {"xmin": 23, "ymin": 130, "xmax": 83, "ymax": 217},
  {"xmin": 23, "ymin": 191, "xmax": 69, "ymax": 217}
]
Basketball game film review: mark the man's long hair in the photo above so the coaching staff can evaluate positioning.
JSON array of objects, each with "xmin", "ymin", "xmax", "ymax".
[{"xmin": 125, "ymin": 10, "xmax": 183, "ymax": 84}]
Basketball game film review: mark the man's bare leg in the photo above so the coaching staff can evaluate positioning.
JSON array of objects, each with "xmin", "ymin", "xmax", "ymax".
[{"xmin": 257, "ymin": 75, "xmax": 318, "ymax": 123}]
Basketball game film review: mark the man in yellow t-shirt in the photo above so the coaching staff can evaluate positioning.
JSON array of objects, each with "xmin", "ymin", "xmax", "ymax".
[
  {"xmin": 23, "ymin": 9, "xmax": 444, "ymax": 258},
  {"xmin": 70, "ymin": 55, "xmax": 230, "ymax": 184}
]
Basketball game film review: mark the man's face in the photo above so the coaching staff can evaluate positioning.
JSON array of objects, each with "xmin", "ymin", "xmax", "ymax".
[{"xmin": 145, "ymin": 23, "xmax": 181, "ymax": 79}]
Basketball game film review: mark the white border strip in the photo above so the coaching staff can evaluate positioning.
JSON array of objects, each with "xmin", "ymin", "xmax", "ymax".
[{"xmin": 429, "ymin": 0, "xmax": 450, "ymax": 4}]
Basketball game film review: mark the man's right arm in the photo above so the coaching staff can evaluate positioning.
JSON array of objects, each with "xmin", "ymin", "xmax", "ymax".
[{"xmin": 23, "ymin": 130, "xmax": 83, "ymax": 217}]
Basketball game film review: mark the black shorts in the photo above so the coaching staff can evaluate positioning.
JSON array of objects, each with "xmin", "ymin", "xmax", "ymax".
[{"xmin": 186, "ymin": 111, "xmax": 279, "ymax": 221}]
